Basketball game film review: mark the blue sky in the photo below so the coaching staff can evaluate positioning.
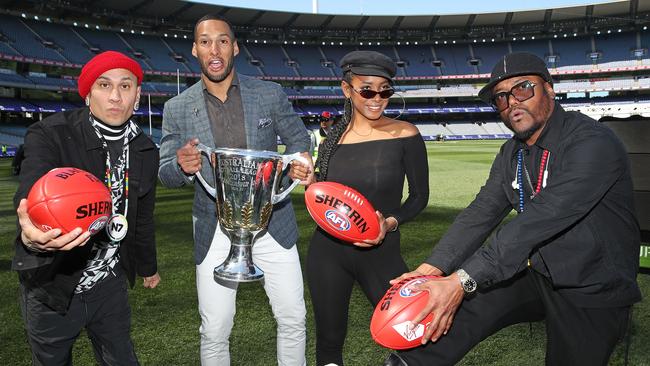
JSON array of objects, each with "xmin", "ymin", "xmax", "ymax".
[{"xmin": 191, "ymin": 0, "xmax": 624, "ymax": 16}]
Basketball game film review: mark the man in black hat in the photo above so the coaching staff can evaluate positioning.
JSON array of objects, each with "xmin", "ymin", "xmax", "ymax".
[{"xmin": 385, "ymin": 52, "xmax": 641, "ymax": 366}]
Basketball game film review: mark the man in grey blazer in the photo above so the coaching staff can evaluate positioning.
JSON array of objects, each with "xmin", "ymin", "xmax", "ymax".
[{"xmin": 158, "ymin": 14, "xmax": 312, "ymax": 366}]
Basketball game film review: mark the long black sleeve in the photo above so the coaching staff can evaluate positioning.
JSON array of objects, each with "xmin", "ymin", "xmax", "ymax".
[
  {"xmin": 462, "ymin": 129, "xmax": 628, "ymax": 288},
  {"xmin": 386, "ymin": 134, "xmax": 429, "ymax": 224},
  {"xmin": 424, "ymin": 106, "xmax": 641, "ymax": 309},
  {"xmin": 425, "ymin": 144, "xmax": 514, "ymax": 275}
]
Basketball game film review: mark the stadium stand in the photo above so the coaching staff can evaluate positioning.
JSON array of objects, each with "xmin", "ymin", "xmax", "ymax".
[
  {"xmin": 433, "ymin": 44, "xmax": 475, "ymax": 75},
  {"xmin": 0, "ymin": 2, "xmax": 649, "ymax": 148},
  {"xmin": 551, "ymin": 36, "xmax": 591, "ymax": 66},
  {"xmin": 2, "ymin": 15, "xmax": 650, "ymax": 79},
  {"xmin": 510, "ymin": 39, "xmax": 549, "ymax": 60},
  {"xmin": 471, "ymin": 42, "xmax": 511, "ymax": 74},
  {"xmin": 396, "ymin": 46, "xmax": 441, "ymax": 77},
  {"xmin": 23, "ymin": 19, "xmax": 95, "ymax": 65},
  {"xmin": 0, "ymin": 14, "xmax": 68, "ymax": 62}
]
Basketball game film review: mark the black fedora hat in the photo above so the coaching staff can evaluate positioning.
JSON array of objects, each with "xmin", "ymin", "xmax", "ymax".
[{"xmin": 478, "ymin": 52, "xmax": 553, "ymax": 104}]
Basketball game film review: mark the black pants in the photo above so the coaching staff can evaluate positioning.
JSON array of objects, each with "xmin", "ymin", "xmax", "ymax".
[
  {"xmin": 307, "ymin": 229, "xmax": 408, "ymax": 366},
  {"xmin": 19, "ymin": 272, "xmax": 139, "ymax": 366},
  {"xmin": 397, "ymin": 270, "xmax": 630, "ymax": 366}
]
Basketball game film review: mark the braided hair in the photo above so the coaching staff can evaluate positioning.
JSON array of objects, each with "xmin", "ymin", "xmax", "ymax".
[{"xmin": 315, "ymin": 73, "xmax": 354, "ymax": 181}]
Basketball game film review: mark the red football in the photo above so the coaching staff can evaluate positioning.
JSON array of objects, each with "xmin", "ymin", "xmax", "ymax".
[
  {"xmin": 26, "ymin": 167, "xmax": 112, "ymax": 235},
  {"xmin": 304, "ymin": 181, "xmax": 380, "ymax": 243},
  {"xmin": 370, "ymin": 276, "xmax": 439, "ymax": 350}
]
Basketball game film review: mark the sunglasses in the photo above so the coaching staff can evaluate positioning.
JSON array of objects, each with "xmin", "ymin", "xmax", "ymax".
[
  {"xmin": 491, "ymin": 80, "xmax": 537, "ymax": 112},
  {"xmin": 350, "ymin": 87, "xmax": 395, "ymax": 100}
]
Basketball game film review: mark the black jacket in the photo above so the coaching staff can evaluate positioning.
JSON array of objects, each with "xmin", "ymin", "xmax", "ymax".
[
  {"xmin": 427, "ymin": 103, "xmax": 641, "ymax": 308},
  {"xmin": 13, "ymin": 108, "xmax": 159, "ymax": 314}
]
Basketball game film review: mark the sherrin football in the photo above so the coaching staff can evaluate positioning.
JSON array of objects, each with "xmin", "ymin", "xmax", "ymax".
[
  {"xmin": 304, "ymin": 181, "xmax": 380, "ymax": 243},
  {"xmin": 370, "ymin": 276, "xmax": 439, "ymax": 350},
  {"xmin": 26, "ymin": 167, "xmax": 112, "ymax": 235}
]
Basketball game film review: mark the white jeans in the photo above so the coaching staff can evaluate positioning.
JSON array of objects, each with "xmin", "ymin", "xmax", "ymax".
[{"xmin": 196, "ymin": 225, "xmax": 306, "ymax": 366}]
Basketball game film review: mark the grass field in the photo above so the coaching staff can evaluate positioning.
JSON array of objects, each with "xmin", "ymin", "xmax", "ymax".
[{"xmin": 1, "ymin": 140, "xmax": 648, "ymax": 365}]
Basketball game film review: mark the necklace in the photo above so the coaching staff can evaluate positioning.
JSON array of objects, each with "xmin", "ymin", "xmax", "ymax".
[
  {"xmin": 515, "ymin": 148, "xmax": 550, "ymax": 213},
  {"xmin": 350, "ymin": 127, "xmax": 373, "ymax": 136},
  {"xmin": 90, "ymin": 114, "xmax": 136, "ymax": 242},
  {"xmin": 348, "ymin": 122, "xmax": 373, "ymax": 137}
]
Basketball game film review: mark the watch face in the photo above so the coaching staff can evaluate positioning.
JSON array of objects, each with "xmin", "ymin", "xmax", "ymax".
[{"xmin": 463, "ymin": 278, "xmax": 477, "ymax": 293}]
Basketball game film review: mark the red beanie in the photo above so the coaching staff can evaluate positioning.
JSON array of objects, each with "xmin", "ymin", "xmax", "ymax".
[{"xmin": 78, "ymin": 51, "xmax": 144, "ymax": 99}]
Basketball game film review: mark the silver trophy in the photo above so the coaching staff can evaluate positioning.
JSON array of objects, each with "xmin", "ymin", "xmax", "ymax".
[{"xmin": 195, "ymin": 145, "xmax": 307, "ymax": 282}]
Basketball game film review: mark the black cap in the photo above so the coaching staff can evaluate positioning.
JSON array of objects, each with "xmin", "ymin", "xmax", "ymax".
[
  {"xmin": 478, "ymin": 52, "xmax": 553, "ymax": 104},
  {"xmin": 340, "ymin": 50, "xmax": 396, "ymax": 80}
]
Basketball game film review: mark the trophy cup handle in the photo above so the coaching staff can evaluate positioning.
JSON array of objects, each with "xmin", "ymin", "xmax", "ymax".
[
  {"xmin": 195, "ymin": 143, "xmax": 217, "ymax": 198},
  {"xmin": 271, "ymin": 153, "xmax": 310, "ymax": 204}
]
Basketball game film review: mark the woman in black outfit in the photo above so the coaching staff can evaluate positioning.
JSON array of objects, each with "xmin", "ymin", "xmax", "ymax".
[{"xmin": 306, "ymin": 50, "xmax": 430, "ymax": 366}]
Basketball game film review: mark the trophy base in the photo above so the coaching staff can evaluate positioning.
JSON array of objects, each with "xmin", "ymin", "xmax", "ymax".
[{"xmin": 214, "ymin": 263, "xmax": 264, "ymax": 282}]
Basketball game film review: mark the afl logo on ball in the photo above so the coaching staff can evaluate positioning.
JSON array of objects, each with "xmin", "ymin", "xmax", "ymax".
[
  {"xmin": 399, "ymin": 278, "xmax": 429, "ymax": 298},
  {"xmin": 325, "ymin": 209, "xmax": 351, "ymax": 231},
  {"xmin": 88, "ymin": 216, "xmax": 109, "ymax": 235}
]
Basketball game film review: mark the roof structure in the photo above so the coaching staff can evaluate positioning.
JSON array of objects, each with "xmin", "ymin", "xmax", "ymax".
[{"xmin": 1, "ymin": 0, "xmax": 648, "ymax": 43}]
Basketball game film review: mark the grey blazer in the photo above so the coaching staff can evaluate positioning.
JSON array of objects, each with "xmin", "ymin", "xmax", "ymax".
[{"xmin": 159, "ymin": 74, "xmax": 311, "ymax": 264}]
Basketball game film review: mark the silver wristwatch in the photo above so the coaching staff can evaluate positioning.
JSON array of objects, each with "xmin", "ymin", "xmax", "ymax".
[{"xmin": 456, "ymin": 269, "xmax": 477, "ymax": 294}]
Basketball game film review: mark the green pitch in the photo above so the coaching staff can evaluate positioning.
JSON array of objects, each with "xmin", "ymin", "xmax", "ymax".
[{"xmin": 1, "ymin": 140, "xmax": 648, "ymax": 365}]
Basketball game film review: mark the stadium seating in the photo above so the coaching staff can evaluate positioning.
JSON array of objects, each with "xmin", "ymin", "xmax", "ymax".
[
  {"xmin": 395, "ymin": 46, "xmax": 441, "ymax": 76},
  {"xmin": 471, "ymin": 43, "xmax": 510, "ymax": 74},
  {"xmin": 0, "ymin": 70, "xmax": 34, "ymax": 86},
  {"xmin": 22, "ymin": 19, "xmax": 95, "ymax": 64},
  {"xmin": 509, "ymin": 39, "xmax": 549, "ymax": 61},
  {"xmin": 595, "ymin": 32, "xmax": 637, "ymax": 63},
  {"xmin": 0, "ymin": 14, "xmax": 68, "ymax": 62},
  {"xmin": 320, "ymin": 45, "xmax": 360, "ymax": 75},
  {"xmin": 433, "ymin": 44, "xmax": 475, "ymax": 75},
  {"xmin": 245, "ymin": 44, "xmax": 297, "ymax": 77},
  {"xmin": 163, "ymin": 38, "xmax": 201, "ymax": 73},
  {"xmin": 551, "ymin": 36, "xmax": 591, "ymax": 67},
  {"xmin": 73, "ymin": 27, "xmax": 151, "ymax": 70},
  {"xmin": 1, "ymin": 15, "xmax": 649, "ymax": 78},
  {"xmin": 284, "ymin": 45, "xmax": 335, "ymax": 77},
  {"xmin": 0, "ymin": 12, "xmax": 649, "ymax": 145},
  {"xmin": 120, "ymin": 33, "xmax": 183, "ymax": 72}
]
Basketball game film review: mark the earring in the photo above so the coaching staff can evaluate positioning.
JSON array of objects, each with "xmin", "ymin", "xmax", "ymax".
[
  {"xmin": 85, "ymin": 97, "xmax": 90, "ymax": 106},
  {"xmin": 134, "ymin": 101, "xmax": 139, "ymax": 111}
]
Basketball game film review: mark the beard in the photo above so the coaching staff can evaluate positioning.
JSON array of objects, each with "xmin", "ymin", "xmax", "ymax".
[
  {"xmin": 503, "ymin": 112, "xmax": 543, "ymax": 141},
  {"xmin": 504, "ymin": 95, "xmax": 554, "ymax": 142},
  {"xmin": 200, "ymin": 56, "xmax": 235, "ymax": 83},
  {"xmin": 512, "ymin": 123, "xmax": 543, "ymax": 141}
]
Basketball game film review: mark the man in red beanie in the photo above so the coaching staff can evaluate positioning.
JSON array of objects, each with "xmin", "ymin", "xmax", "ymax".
[
  {"xmin": 319, "ymin": 111, "xmax": 335, "ymax": 138},
  {"xmin": 13, "ymin": 50, "xmax": 160, "ymax": 365}
]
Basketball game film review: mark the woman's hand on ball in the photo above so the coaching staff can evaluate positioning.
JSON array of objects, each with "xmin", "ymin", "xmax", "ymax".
[{"xmin": 354, "ymin": 211, "xmax": 393, "ymax": 248}]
